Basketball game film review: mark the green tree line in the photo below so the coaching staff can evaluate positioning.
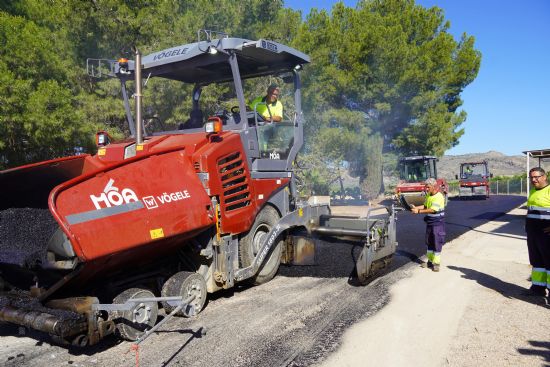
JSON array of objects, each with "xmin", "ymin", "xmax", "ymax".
[{"xmin": 0, "ymin": 0, "xmax": 480, "ymax": 198}]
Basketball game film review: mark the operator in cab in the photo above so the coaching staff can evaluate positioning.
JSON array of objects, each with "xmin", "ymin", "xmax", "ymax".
[
  {"xmin": 410, "ymin": 178, "xmax": 446, "ymax": 272},
  {"xmin": 249, "ymin": 84, "xmax": 283, "ymax": 123},
  {"xmin": 524, "ymin": 167, "xmax": 550, "ymax": 299}
]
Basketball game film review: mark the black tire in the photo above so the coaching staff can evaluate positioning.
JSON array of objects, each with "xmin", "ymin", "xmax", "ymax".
[
  {"xmin": 161, "ymin": 271, "xmax": 207, "ymax": 317},
  {"xmin": 112, "ymin": 288, "xmax": 158, "ymax": 341},
  {"xmin": 239, "ymin": 206, "xmax": 283, "ymax": 285}
]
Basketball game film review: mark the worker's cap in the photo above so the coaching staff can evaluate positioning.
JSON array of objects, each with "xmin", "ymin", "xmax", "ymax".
[{"xmin": 267, "ymin": 83, "xmax": 279, "ymax": 93}]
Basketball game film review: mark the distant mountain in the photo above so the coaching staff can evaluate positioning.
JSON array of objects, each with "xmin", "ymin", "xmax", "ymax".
[{"xmin": 438, "ymin": 151, "xmax": 525, "ymax": 180}]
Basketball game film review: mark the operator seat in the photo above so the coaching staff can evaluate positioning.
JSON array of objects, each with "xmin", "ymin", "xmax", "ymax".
[
  {"xmin": 178, "ymin": 109, "xmax": 204, "ymax": 130},
  {"xmin": 186, "ymin": 109, "xmax": 204, "ymax": 129}
]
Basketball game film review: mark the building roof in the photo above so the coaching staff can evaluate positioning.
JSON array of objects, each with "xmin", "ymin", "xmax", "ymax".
[{"xmin": 523, "ymin": 148, "xmax": 550, "ymax": 159}]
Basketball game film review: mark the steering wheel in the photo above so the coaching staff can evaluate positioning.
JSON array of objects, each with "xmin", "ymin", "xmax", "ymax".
[
  {"xmin": 233, "ymin": 105, "xmax": 269, "ymax": 125},
  {"xmin": 231, "ymin": 105, "xmax": 256, "ymax": 115}
]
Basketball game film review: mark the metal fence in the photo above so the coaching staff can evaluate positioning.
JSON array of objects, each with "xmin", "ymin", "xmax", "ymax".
[{"xmin": 447, "ymin": 177, "xmax": 528, "ymax": 196}]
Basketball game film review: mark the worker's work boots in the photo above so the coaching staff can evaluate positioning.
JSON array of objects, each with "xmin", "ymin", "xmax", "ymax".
[
  {"xmin": 420, "ymin": 261, "xmax": 433, "ymax": 269},
  {"xmin": 527, "ymin": 285, "xmax": 547, "ymax": 297},
  {"xmin": 432, "ymin": 264, "xmax": 440, "ymax": 272}
]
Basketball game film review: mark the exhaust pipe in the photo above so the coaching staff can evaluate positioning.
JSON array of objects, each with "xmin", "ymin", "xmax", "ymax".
[{"xmin": 134, "ymin": 47, "xmax": 143, "ymax": 145}]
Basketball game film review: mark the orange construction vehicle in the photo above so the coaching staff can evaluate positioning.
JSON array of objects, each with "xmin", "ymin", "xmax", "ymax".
[
  {"xmin": 456, "ymin": 161, "xmax": 491, "ymax": 199},
  {"xmin": 396, "ymin": 156, "xmax": 448, "ymax": 209}
]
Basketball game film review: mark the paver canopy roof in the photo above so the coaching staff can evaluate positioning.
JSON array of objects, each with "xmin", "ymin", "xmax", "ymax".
[{"xmin": 124, "ymin": 38, "xmax": 310, "ymax": 84}]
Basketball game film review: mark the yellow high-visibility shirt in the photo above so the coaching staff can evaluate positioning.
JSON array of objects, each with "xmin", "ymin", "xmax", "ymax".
[
  {"xmin": 249, "ymin": 96, "xmax": 283, "ymax": 120},
  {"xmin": 424, "ymin": 191, "xmax": 445, "ymax": 212},
  {"xmin": 527, "ymin": 184, "xmax": 550, "ymax": 208}
]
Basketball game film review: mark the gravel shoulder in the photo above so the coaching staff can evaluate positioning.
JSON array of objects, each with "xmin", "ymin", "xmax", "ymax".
[{"xmin": 318, "ymin": 206, "xmax": 550, "ymax": 367}]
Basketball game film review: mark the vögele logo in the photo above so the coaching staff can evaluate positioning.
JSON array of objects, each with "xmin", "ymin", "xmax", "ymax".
[{"xmin": 142, "ymin": 196, "xmax": 158, "ymax": 209}]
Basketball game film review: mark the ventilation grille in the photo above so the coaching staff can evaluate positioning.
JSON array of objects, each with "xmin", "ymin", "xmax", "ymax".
[{"xmin": 217, "ymin": 152, "xmax": 250, "ymax": 211}]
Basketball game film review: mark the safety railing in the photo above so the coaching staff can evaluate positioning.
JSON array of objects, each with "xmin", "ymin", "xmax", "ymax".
[{"xmin": 447, "ymin": 177, "xmax": 528, "ymax": 196}]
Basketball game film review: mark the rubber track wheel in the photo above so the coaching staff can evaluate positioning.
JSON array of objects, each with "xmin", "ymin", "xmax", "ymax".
[
  {"xmin": 112, "ymin": 288, "xmax": 158, "ymax": 341},
  {"xmin": 239, "ymin": 205, "xmax": 283, "ymax": 285},
  {"xmin": 161, "ymin": 271, "xmax": 207, "ymax": 317}
]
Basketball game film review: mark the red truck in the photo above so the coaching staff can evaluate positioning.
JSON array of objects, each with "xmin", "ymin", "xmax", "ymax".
[
  {"xmin": 0, "ymin": 31, "xmax": 398, "ymax": 346},
  {"xmin": 396, "ymin": 156, "xmax": 448, "ymax": 208},
  {"xmin": 456, "ymin": 161, "xmax": 491, "ymax": 199}
]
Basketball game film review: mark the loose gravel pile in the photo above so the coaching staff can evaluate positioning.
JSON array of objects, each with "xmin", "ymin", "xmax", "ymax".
[{"xmin": 0, "ymin": 208, "xmax": 58, "ymax": 267}]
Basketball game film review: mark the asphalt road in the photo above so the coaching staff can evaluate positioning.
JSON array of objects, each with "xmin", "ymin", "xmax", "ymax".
[
  {"xmin": 392, "ymin": 194, "xmax": 527, "ymax": 270},
  {"xmin": 0, "ymin": 195, "xmax": 526, "ymax": 367}
]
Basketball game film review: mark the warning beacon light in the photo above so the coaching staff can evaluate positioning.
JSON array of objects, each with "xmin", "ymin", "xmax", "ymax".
[
  {"xmin": 205, "ymin": 117, "xmax": 223, "ymax": 134},
  {"xmin": 118, "ymin": 58, "xmax": 129, "ymax": 73}
]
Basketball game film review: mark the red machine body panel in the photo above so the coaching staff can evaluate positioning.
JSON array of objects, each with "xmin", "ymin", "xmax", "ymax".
[
  {"xmin": 460, "ymin": 180, "xmax": 489, "ymax": 187},
  {"xmin": 0, "ymin": 129, "xmax": 292, "ymax": 290},
  {"xmin": 396, "ymin": 179, "xmax": 448, "ymax": 199},
  {"xmin": 41, "ymin": 130, "xmax": 289, "ymax": 274},
  {"xmin": 396, "ymin": 182, "xmax": 425, "ymax": 194},
  {"xmin": 1, "ymin": 129, "xmax": 292, "ymax": 282},
  {"xmin": 52, "ymin": 149, "xmax": 214, "ymax": 262},
  {"xmin": 191, "ymin": 132, "xmax": 290, "ymax": 234}
]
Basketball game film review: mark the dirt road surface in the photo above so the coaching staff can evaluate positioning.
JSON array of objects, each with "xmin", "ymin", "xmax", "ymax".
[{"xmin": 2, "ymin": 195, "xmax": 548, "ymax": 367}]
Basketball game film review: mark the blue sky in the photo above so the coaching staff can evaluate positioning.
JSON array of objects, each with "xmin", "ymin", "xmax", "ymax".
[{"xmin": 284, "ymin": 0, "xmax": 550, "ymax": 156}]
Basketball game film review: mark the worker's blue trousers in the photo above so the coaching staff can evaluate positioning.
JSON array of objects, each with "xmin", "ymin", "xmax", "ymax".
[{"xmin": 426, "ymin": 221, "xmax": 445, "ymax": 252}]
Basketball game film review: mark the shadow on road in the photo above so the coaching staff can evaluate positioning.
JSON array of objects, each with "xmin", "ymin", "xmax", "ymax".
[
  {"xmin": 0, "ymin": 322, "xmax": 122, "ymax": 356},
  {"xmin": 394, "ymin": 249, "xmax": 423, "ymax": 263},
  {"xmin": 157, "ymin": 327, "xmax": 206, "ymax": 367},
  {"xmin": 447, "ymin": 266, "xmax": 549, "ymax": 309},
  {"xmin": 517, "ymin": 340, "xmax": 550, "ymax": 365}
]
